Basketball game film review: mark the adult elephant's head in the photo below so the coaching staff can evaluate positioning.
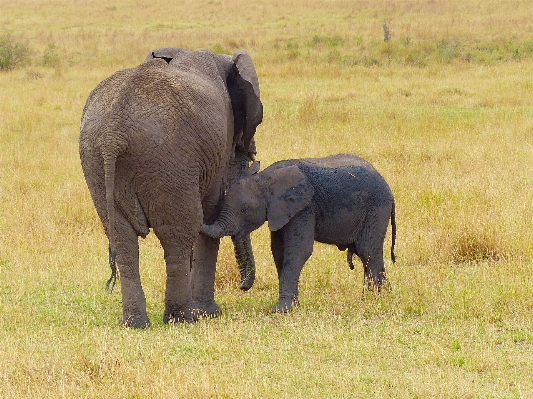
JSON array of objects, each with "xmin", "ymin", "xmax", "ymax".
[{"xmin": 145, "ymin": 47, "xmax": 262, "ymax": 291}]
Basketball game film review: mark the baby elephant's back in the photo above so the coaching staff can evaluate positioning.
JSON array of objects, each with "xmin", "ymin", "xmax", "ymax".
[
  {"xmin": 275, "ymin": 154, "xmax": 393, "ymax": 245},
  {"xmin": 298, "ymin": 154, "xmax": 392, "ymax": 204}
]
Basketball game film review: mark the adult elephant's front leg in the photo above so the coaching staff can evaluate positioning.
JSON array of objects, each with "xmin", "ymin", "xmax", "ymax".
[
  {"xmin": 191, "ymin": 179, "xmax": 223, "ymax": 319},
  {"xmin": 191, "ymin": 233, "xmax": 222, "ymax": 318}
]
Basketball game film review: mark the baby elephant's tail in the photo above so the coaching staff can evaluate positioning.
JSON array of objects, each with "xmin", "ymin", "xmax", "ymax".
[
  {"xmin": 347, "ymin": 248, "xmax": 356, "ymax": 270},
  {"xmin": 390, "ymin": 201, "xmax": 396, "ymax": 263}
]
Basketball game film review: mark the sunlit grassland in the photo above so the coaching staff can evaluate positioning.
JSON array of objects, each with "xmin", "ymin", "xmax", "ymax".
[{"xmin": 1, "ymin": 0, "xmax": 533, "ymax": 397}]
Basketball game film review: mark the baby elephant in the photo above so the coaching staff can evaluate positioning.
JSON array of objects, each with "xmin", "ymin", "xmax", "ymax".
[{"xmin": 201, "ymin": 153, "xmax": 396, "ymax": 312}]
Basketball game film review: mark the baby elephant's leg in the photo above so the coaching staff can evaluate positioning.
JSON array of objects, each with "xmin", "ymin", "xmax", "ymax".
[
  {"xmin": 272, "ymin": 212, "xmax": 315, "ymax": 312},
  {"xmin": 357, "ymin": 205, "xmax": 391, "ymax": 292},
  {"xmin": 270, "ymin": 230, "xmax": 285, "ymax": 282}
]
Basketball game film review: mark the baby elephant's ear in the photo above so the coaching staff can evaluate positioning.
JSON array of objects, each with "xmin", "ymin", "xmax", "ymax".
[{"xmin": 267, "ymin": 165, "xmax": 315, "ymax": 231}]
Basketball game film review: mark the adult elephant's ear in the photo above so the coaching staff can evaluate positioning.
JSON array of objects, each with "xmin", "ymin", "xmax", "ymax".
[{"xmin": 231, "ymin": 51, "xmax": 263, "ymax": 154}]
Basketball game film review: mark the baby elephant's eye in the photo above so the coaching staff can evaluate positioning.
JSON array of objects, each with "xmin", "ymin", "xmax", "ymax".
[{"xmin": 240, "ymin": 207, "xmax": 247, "ymax": 214}]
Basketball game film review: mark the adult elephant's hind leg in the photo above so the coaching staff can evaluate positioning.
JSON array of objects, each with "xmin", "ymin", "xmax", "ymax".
[
  {"xmin": 154, "ymin": 224, "xmax": 197, "ymax": 324},
  {"xmin": 114, "ymin": 209, "xmax": 150, "ymax": 328}
]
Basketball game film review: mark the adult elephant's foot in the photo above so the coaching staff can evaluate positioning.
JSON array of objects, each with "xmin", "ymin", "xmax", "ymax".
[
  {"xmin": 120, "ymin": 314, "xmax": 151, "ymax": 329},
  {"xmin": 191, "ymin": 300, "xmax": 222, "ymax": 320},
  {"xmin": 163, "ymin": 307, "xmax": 196, "ymax": 324},
  {"xmin": 272, "ymin": 296, "xmax": 299, "ymax": 313}
]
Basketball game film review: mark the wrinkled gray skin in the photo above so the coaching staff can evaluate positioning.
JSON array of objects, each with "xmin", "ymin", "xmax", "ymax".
[
  {"xmin": 202, "ymin": 154, "xmax": 396, "ymax": 312},
  {"xmin": 227, "ymin": 145, "xmax": 261, "ymax": 291},
  {"xmin": 79, "ymin": 47, "xmax": 263, "ymax": 328}
]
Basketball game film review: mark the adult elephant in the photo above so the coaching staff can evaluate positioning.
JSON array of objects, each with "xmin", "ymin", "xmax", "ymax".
[{"xmin": 79, "ymin": 47, "xmax": 263, "ymax": 328}]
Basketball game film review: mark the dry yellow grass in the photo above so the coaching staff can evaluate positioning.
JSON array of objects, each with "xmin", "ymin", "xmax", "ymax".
[{"xmin": 1, "ymin": 0, "xmax": 532, "ymax": 397}]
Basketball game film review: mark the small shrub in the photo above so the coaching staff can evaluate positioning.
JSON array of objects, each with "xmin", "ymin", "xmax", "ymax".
[
  {"xmin": 362, "ymin": 56, "xmax": 381, "ymax": 67},
  {"xmin": 43, "ymin": 43, "xmax": 60, "ymax": 67},
  {"xmin": 521, "ymin": 41, "xmax": 533, "ymax": 55},
  {"xmin": 437, "ymin": 39, "xmax": 460, "ymax": 64},
  {"xmin": 224, "ymin": 39, "xmax": 243, "ymax": 50},
  {"xmin": 285, "ymin": 41, "xmax": 300, "ymax": 60},
  {"xmin": 380, "ymin": 42, "xmax": 394, "ymax": 56},
  {"xmin": 326, "ymin": 49, "xmax": 342, "ymax": 64},
  {"xmin": 405, "ymin": 50, "xmax": 428, "ymax": 67},
  {"xmin": 209, "ymin": 42, "xmax": 231, "ymax": 55},
  {"xmin": 310, "ymin": 35, "xmax": 344, "ymax": 48},
  {"xmin": 0, "ymin": 32, "xmax": 30, "ymax": 70},
  {"xmin": 285, "ymin": 40, "xmax": 299, "ymax": 51}
]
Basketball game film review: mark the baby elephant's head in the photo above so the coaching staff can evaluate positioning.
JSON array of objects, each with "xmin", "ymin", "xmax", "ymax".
[
  {"xmin": 201, "ymin": 165, "xmax": 314, "ymax": 239},
  {"xmin": 201, "ymin": 175, "xmax": 267, "ymax": 239}
]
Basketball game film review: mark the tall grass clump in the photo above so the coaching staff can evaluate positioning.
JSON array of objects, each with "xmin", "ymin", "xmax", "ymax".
[{"xmin": 449, "ymin": 224, "xmax": 502, "ymax": 264}]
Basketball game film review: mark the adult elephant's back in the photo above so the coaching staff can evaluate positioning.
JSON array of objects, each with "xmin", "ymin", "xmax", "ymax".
[
  {"xmin": 80, "ymin": 66, "xmax": 151, "ymax": 240},
  {"xmin": 111, "ymin": 59, "xmax": 232, "ymax": 225}
]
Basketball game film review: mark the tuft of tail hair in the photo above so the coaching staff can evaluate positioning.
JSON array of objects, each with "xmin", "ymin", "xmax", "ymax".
[
  {"xmin": 105, "ymin": 245, "xmax": 117, "ymax": 293},
  {"xmin": 347, "ymin": 248, "xmax": 356, "ymax": 270},
  {"xmin": 390, "ymin": 201, "xmax": 396, "ymax": 263}
]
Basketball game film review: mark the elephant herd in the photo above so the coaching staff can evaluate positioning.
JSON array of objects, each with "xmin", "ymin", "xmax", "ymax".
[{"xmin": 79, "ymin": 47, "xmax": 395, "ymax": 328}]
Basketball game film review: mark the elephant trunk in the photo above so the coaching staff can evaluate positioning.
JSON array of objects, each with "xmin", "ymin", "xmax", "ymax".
[
  {"xmin": 200, "ymin": 223, "xmax": 226, "ymax": 239},
  {"xmin": 223, "ymin": 143, "xmax": 258, "ymax": 291},
  {"xmin": 201, "ymin": 217, "xmax": 256, "ymax": 291},
  {"xmin": 232, "ymin": 235, "xmax": 256, "ymax": 291}
]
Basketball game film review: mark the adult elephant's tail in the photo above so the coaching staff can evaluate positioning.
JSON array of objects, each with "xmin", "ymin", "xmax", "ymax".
[
  {"xmin": 98, "ymin": 112, "xmax": 132, "ymax": 293},
  {"xmin": 390, "ymin": 201, "xmax": 396, "ymax": 264},
  {"xmin": 103, "ymin": 152, "xmax": 118, "ymax": 293}
]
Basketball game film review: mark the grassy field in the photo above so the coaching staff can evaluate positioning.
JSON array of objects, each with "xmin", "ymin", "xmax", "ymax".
[{"xmin": 1, "ymin": 0, "xmax": 532, "ymax": 397}]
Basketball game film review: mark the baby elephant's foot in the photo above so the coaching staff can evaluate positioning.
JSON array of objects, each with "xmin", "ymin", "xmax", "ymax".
[{"xmin": 272, "ymin": 296, "xmax": 299, "ymax": 313}]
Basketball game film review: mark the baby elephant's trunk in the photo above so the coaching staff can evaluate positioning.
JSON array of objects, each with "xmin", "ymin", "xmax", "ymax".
[
  {"xmin": 201, "ymin": 223, "xmax": 256, "ymax": 291},
  {"xmin": 200, "ymin": 223, "xmax": 255, "ymax": 291},
  {"xmin": 200, "ymin": 223, "xmax": 225, "ymax": 239},
  {"xmin": 232, "ymin": 236, "xmax": 256, "ymax": 291}
]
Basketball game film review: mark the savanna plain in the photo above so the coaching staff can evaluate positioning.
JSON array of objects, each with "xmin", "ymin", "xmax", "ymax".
[{"xmin": 1, "ymin": 0, "xmax": 532, "ymax": 397}]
